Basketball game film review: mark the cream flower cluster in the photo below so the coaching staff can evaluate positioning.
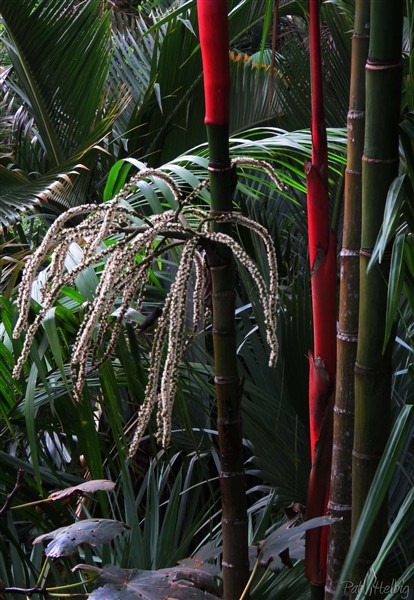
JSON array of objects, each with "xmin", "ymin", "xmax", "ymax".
[{"xmin": 13, "ymin": 160, "xmax": 282, "ymax": 454}]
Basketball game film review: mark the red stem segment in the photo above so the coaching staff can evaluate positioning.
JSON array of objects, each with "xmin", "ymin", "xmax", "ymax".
[
  {"xmin": 307, "ymin": 0, "xmax": 336, "ymax": 390},
  {"xmin": 197, "ymin": 0, "xmax": 230, "ymax": 126},
  {"xmin": 305, "ymin": 0, "xmax": 337, "ymax": 588}
]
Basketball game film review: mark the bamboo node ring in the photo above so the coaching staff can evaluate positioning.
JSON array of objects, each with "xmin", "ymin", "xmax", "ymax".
[
  {"xmin": 362, "ymin": 155, "xmax": 399, "ymax": 164},
  {"xmin": 217, "ymin": 418, "xmax": 241, "ymax": 425},
  {"xmin": 212, "ymin": 327, "xmax": 233, "ymax": 335},
  {"xmin": 359, "ymin": 247, "xmax": 373, "ymax": 257},
  {"xmin": 327, "ymin": 500, "xmax": 352, "ymax": 512},
  {"xmin": 348, "ymin": 110, "xmax": 365, "ymax": 120},
  {"xmin": 337, "ymin": 331, "xmax": 358, "ymax": 343},
  {"xmin": 212, "ymin": 290, "xmax": 236, "ymax": 298},
  {"xmin": 340, "ymin": 248, "xmax": 359, "ymax": 257},
  {"xmin": 222, "ymin": 561, "xmax": 237, "ymax": 568},
  {"xmin": 352, "ymin": 450, "xmax": 383, "ymax": 461},
  {"xmin": 208, "ymin": 163, "xmax": 232, "ymax": 172},
  {"xmin": 214, "ymin": 375, "xmax": 240, "ymax": 385},
  {"xmin": 220, "ymin": 471, "xmax": 245, "ymax": 478},
  {"xmin": 221, "ymin": 518, "xmax": 247, "ymax": 525},
  {"xmin": 354, "ymin": 362, "xmax": 385, "ymax": 376},
  {"xmin": 333, "ymin": 405, "xmax": 354, "ymax": 416},
  {"xmin": 366, "ymin": 60, "xmax": 402, "ymax": 71},
  {"xmin": 209, "ymin": 209, "xmax": 234, "ymax": 215}
]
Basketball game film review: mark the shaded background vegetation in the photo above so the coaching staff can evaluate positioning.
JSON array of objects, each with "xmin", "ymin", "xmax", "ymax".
[{"xmin": 0, "ymin": 1, "xmax": 413, "ymax": 599}]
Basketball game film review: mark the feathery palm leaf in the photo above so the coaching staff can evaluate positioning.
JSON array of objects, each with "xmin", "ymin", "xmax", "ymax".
[
  {"xmin": 0, "ymin": 0, "xmax": 127, "ymax": 223},
  {"xmin": 263, "ymin": 2, "xmax": 351, "ymax": 131}
]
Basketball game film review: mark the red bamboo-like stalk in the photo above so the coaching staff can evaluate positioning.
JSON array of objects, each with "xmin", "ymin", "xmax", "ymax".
[
  {"xmin": 305, "ymin": 0, "xmax": 337, "ymax": 594},
  {"xmin": 197, "ymin": 2, "xmax": 250, "ymax": 599},
  {"xmin": 198, "ymin": 1, "xmax": 230, "ymax": 127}
]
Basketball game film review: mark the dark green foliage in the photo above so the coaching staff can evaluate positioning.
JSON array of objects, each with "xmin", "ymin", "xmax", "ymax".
[
  {"xmin": 0, "ymin": 0, "xmax": 125, "ymax": 219},
  {"xmin": 6, "ymin": 2, "xmax": 414, "ymax": 599}
]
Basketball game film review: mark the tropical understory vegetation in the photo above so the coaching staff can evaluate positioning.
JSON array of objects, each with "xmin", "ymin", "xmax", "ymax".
[{"xmin": 0, "ymin": 1, "xmax": 414, "ymax": 599}]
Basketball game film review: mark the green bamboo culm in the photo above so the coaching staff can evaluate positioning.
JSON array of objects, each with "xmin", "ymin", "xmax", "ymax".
[
  {"xmin": 325, "ymin": 2, "xmax": 370, "ymax": 598},
  {"xmin": 351, "ymin": 0, "xmax": 403, "ymax": 593}
]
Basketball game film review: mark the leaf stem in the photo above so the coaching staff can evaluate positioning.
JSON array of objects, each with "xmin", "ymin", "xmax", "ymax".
[
  {"xmin": 46, "ymin": 576, "xmax": 97, "ymax": 592},
  {"xmin": 11, "ymin": 498, "xmax": 51, "ymax": 510},
  {"xmin": 35, "ymin": 557, "xmax": 49, "ymax": 590},
  {"xmin": 250, "ymin": 565, "xmax": 271, "ymax": 595},
  {"xmin": 239, "ymin": 558, "xmax": 260, "ymax": 600}
]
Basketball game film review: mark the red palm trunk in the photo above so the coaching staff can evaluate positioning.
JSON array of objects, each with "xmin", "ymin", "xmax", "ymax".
[{"xmin": 305, "ymin": 0, "xmax": 337, "ymax": 592}]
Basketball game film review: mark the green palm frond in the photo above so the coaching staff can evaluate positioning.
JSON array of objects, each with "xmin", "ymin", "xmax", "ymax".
[
  {"xmin": 117, "ymin": 1, "xmax": 306, "ymax": 166},
  {"xmin": 0, "ymin": 0, "xmax": 128, "ymax": 223},
  {"xmin": 324, "ymin": 0, "xmax": 355, "ymax": 25},
  {"xmin": 0, "ymin": 163, "xmax": 90, "ymax": 225},
  {"xmin": 0, "ymin": 0, "xmax": 112, "ymax": 164},
  {"xmin": 127, "ymin": 10, "xmax": 204, "ymax": 165},
  {"xmin": 228, "ymin": 52, "xmax": 284, "ymax": 132},
  {"xmin": 258, "ymin": 3, "xmax": 351, "ymax": 131},
  {"xmin": 109, "ymin": 10, "xmax": 164, "ymax": 152}
]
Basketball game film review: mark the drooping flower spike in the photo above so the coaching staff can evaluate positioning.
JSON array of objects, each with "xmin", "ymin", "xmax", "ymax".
[{"xmin": 13, "ymin": 161, "xmax": 281, "ymax": 454}]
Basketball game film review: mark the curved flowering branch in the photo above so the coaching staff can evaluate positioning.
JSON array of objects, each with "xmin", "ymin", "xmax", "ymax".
[
  {"xmin": 12, "ymin": 161, "xmax": 281, "ymax": 453},
  {"xmin": 197, "ymin": 229, "xmax": 278, "ymax": 367},
  {"xmin": 232, "ymin": 156, "xmax": 288, "ymax": 194}
]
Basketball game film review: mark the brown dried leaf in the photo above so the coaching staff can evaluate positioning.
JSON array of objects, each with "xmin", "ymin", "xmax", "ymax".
[
  {"xmin": 284, "ymin": 502, "xmax": 305, "ymax": 521},
  {"xmin": 48, "ymin": 480, "xmax": 115, "ymax": 502}
]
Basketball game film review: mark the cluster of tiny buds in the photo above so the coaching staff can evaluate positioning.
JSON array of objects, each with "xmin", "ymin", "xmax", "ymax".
[
  {"xmin": 12, "ymin": 159, "xmax": 281, "ymax": 453},
  {"xmin": 232, "ymin": 156, "xmax": 288, "ymax": 193}
]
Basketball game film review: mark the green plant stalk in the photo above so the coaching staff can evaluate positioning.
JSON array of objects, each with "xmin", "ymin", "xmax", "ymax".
[
  {"xmin": 197, "ymin": 1, "xmax": 249, "ymax": 597},
  {"xmin": 325, "ymin": 2, "xmax": 370, "ymax": 598},
  {"xmin": 206, "ymin": 124, "xmax": 250, "ymax": 600},
  {"xmin": 351, "ymin": 0, "xmax": 403, "ymax": 591},
  {"xmin": 332, "ymin": 405, "xmax": 413, "ymax": 600}
]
